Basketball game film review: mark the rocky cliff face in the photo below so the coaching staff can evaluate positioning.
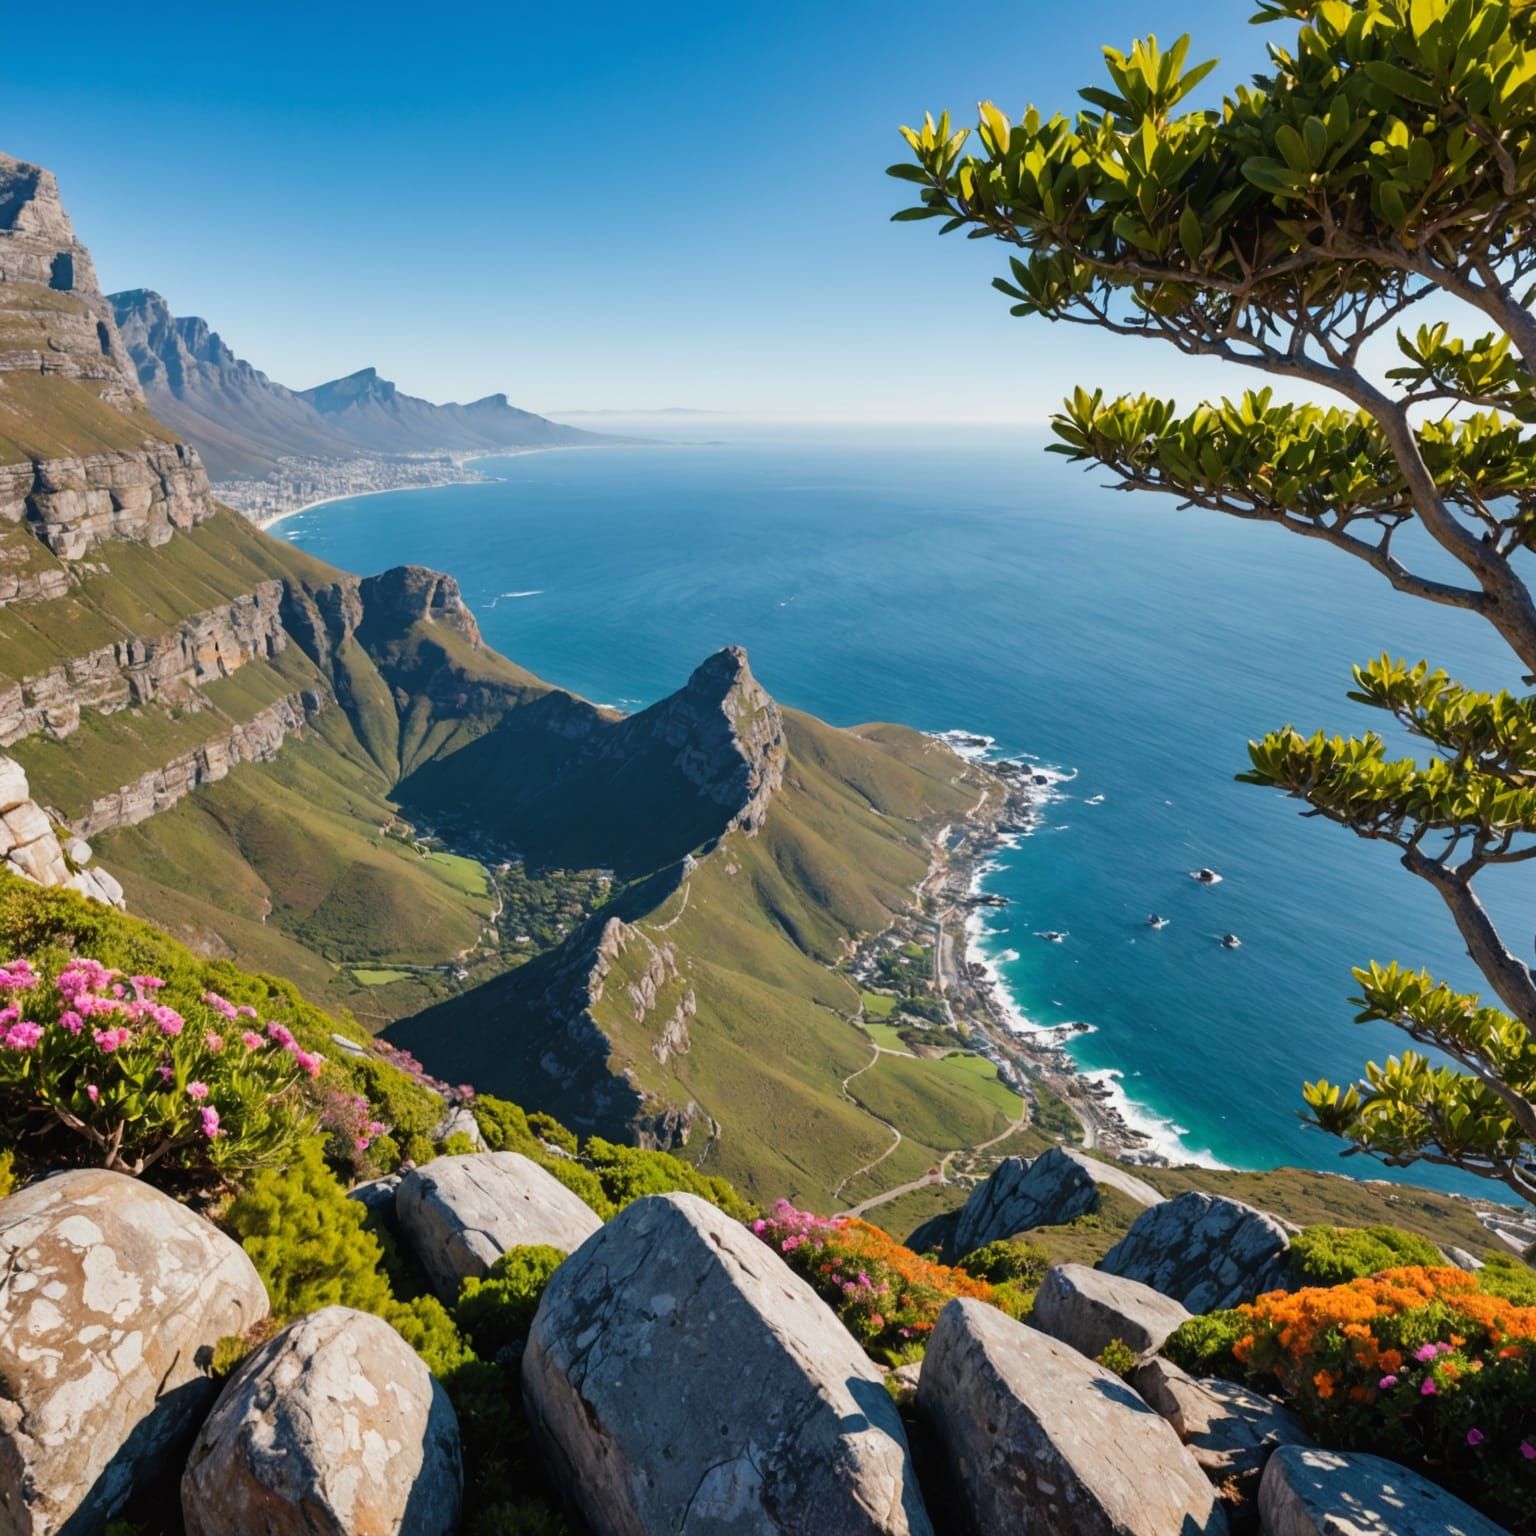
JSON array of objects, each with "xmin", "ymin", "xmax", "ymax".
[
  {"xmin": 358, "ymin": 565, "xmax": 483, "ymax": 647},
  {"xmin": 0, "ymin": 153, "xmax": 140, "ymax": 405},
  {"xmin": 0, "ymin": 755, "xmax": 123, "ymax": 904},
  {"xmin": 0, "ymin": 582, "xmax": 286, "ymax": 748}
]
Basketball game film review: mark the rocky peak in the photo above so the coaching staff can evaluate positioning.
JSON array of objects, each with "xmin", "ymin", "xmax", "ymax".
[
  {"xmin": 302, "ymin": 366, "xmax": 397, "ymax": 411},
  {"xmin": 619, "ymin": 645, "xmax": 786, "ymax": 834},
  {"xmin": 110, "ymin": 289, "xmax": 254, "ymax": 395},
  {"xmin": 0, "ymin": 152, "xmax": 141, "ymax": 404},
  {"xmin": 358, "ymin": 566, "xmax": 482, "ymax": 646}
]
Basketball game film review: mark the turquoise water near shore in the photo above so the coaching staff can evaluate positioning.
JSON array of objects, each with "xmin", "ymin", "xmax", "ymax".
[{"xmin": 279, "ymin": 423, "xmax": 1532, "ymax": 1193}]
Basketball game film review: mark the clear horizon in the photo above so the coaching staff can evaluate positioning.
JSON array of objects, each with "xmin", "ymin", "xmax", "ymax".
[{"xmin": 4, "ymin": 0, "xmax": 1282, "ymax": 421}]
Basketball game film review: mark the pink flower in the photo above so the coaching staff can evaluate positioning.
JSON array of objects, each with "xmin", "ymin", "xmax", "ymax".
[
  {"xmin": 59, "ymin": 1009, "xmax": 83, "ymax": 1035},
  {"xmin": 153, "ymin": 1006, "xmax": 185, "ymax": 1037},
  {"xmin": 241, "ymin": 1031, "xmax": 264, "ymax": 1051},
  {"xmin": 236, "ymin": 1004, "xmax": 258, "ymax": 1019},
  {"xmin": 201, "ymin": 991, "xmax": 238, "ymax": 1019},
  {"xmin": 186, "ymin": 1081, "xmax": 210, "ymax": 1101},
  {"xmin": 93, "ymin": 1027, "xmax": 131, "ymax": 1053},
  {"xmin": 1415, "ymin": 1343, "xmax": 1439, "ymax": 1363},
  {"xmin": 1378, "ymin": 1375, "xmax": 1398, "ymax": 1390},
  {"xmin": 2, "ymin": 1020, "xmax": 43, "ymax": 1050},
  {"xmin": 289, "ymin": 1047, "xmax": 323, "ymax": 1078},
  {"xmin": 205, "ymin": 1031, "xmax": 224, "ymax": 1051},
  {"xmin": 157, "ymin": 1065, "xmax": 174, "ymax": 1083},
  {"xmin": 1466, "ymin": 1429, "xmax": 1485, "ymax": 1447},
  {"xmin": 266, "ymin": 1022, "xmax": 295, "ymax": 1049},
  {"xmin": 198, "ymin": 1106, "xmax": 221, "ymax": 1139},
  {"xmin": 355, "ymin": 1136, "xmax": 371, "ymax": 1152},
  {"xmin": 1522, "ymin": 1442, "xmax": 1535, "ymax": 1462},
  {"xmin": 1421, "ymin": 1378, "xmax": 1438, "ymax": 1396},
  {"xmin": 86, "ymin": 1083, "xmax": 99, "ymax": 1103},
  {"xmin": 131, "ymin": 975, "xmax": 165, "ymax": 992},
  {"xmin": 0, "ymin": 959, "xmax": 37, "ymax": 991}
]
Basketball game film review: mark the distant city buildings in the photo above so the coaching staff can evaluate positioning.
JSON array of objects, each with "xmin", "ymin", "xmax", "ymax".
[{"xmin": 214, "ymin": 453, "xmax": 486, "ymax": 524}]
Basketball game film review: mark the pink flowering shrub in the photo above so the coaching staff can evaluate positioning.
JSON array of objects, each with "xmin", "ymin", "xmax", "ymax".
[
  {"xmin": 0, "ymin": 957, "xmax": 315, "ymax": 1186},
  {"xmin": 752, "ymin": 1198, "xmax": 994, "ymax": 1362}
]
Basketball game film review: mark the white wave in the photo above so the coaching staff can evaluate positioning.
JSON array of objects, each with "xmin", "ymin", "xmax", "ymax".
[
  {"xmin": 487, "ymin": 589, "xmax": 545, "ymax": 609},
  {"xmin": 994, "ymin": 947, "xmax": 1021, "ymax": 964},
  {"xmin": 1079, "ymin": 1067, "xmax": 1227, "ymax": 1169}
]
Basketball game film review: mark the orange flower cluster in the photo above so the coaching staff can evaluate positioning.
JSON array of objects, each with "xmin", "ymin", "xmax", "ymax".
[
  {"xmin": 839, "ymin": 1219, "xmax": 995, "ymax": 1303},
  {"xmin": 1236, "ymin": 1267, "xmax": 1536, "ymax": 1383}
]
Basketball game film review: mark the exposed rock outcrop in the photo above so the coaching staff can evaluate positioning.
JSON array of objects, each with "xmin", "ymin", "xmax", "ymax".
[
  {"xmin": 0, "ymin": 444, "xmax": 215, "ymax": 564},
  {"xmin": 1030, "ymin": 1261, "xmax": 1192, "ymax": 1364},
  {"xmin": 523, "ymin": 1192, "xmax": 934, "ymax": 1536},
  {"xmin": 358, "ymin": 565, "xmax": 482, "ymax": 647},
  {"xmin": 0, "ymin": 582, "xmax": 286, "ymax": 747},
  {"xmin": 0, "ymin": 154, "xmax": 140, "ymax": 403},
  {"xmin": 916, "ymin": 1298, "xmax": 1227, "ymax": 1536},
  {"xmin": 181, "ymin": 1306, "xmax": 461, "ymax": 1536},
  {"xmin": 1100, "ymin": 1191, "xmax": 1296, "ymax": 1312},
  {"xmin": 0, "ymin": 754, "xmax": 122, "ymax": 905},
  {"xmin": 951, "ymin": 1145, "xmax": 1163, "ymax": 1256},
  {"xmin": 75, "ymin": 690, "xmax": 322, "ymax": 837},
  {"xmin": 1258, "ymin": 1445, "xmax": 1505, "ymax": 1536},
  {"xmin": 0, "ymin": 1168, "xmax": 269, "ymax": 1535},
  {"xmin": 1132, "ymin": 1357, "xmax": 1310, "ymax": 1531},
  {"xmin": 395, "ymin": 1151, "xmax": 602, "ymax": 1301}
]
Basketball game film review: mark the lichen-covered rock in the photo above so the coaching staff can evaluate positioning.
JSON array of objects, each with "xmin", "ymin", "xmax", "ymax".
[
  {"xmin": 1030, "ymin": 1261, "xmax": 1191, "ymax": 1364},
  {"xmin": 181, "ymin": 1306, "xmax": 460, "ymax": 1536},
  {"xmin": 1100, "ymin": 1191, "xmax": 1296, "ymax": 1311},
  {"xmin": 0, "ymin": 1169, "xmax": 269, "ymax": 1535},
  {"xmin": 952, "ymin": 1146, "xmax": 1163, "ymax": 1256},
  {"xmin": 395, "ymin": 1151, "xmax": 601, "ymax": 1301},
  {"xmin": 916, "ymin": 1298, "xmax": 1227, "ymax": 1536},
  {"xmin": 523, "ymin": 1191, "xmax": 934, "ymax": 1536},
  {"xmin": 1258, "ymin": 1445, "xmax": 1505, "ymax": 1536},
  {"xmin": 1131, "ymin": 1357, "xmax": 1310, "ymax": 1532}
]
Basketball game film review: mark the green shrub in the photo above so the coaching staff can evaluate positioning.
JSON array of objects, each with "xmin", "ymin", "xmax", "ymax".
[
  {"xmin": 0, "ymin": 1148, "xmax": 15, "ymax": 1199},
  {"xmin": 455, "ymin": 1245, "xmax": 566, "ymax": 1359},
  {"xmin": 471, "ymin": 1095, "xmax": 536, "ymax": 1154},
  {"xmin": 582, "ymin": 1137, "xmax": 757, "ymax": 1221},
  {"xmin": 958, "ymin": 1238, "xmax": 1049, "ymax": 1287},
  {"xmin": 1289, "ymin": 1224, "xmax": 1443, "ymax": 1287},
  {"xmin": 538, "ymin": 1156, "xmax": 614, "ymax": 1219},
  {"xmin": 1096, "ymin": 1338, "xmax": 1138, "ymax": 1377},
  {"xmin": 1163, "ymin": 1309, "xmax": 1251, "ymax": 1381},
  {"xmin": 440, "ymin": 1130, "xmax": 477, "ymax": 1156},
  {"xmin": 528, "ymin": 1111, "xmax": 578, "ymax": 1155},
  {"xmin": 1479, "ymin": 1252, "xmax": 1536, "ymax": 1306}
]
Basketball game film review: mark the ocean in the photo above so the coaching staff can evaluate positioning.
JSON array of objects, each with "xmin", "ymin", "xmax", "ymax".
[{"xmin": 277, "ymin": 421, "xmax": 1532, "ymax": 1194}]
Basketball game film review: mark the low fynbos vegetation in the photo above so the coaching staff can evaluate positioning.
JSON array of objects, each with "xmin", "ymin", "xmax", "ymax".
[
  {"xmin": 752, "ymin": 1199, "xmax": 1005, "ymax": 1362},
  {"xmin": 1288, "ymin": 1223, "xmax": 1444, "ymax": 1287},
  {"xmin": 1208, "ymin": 1266, "xmax": 1536, "ymax": 1531},
  {"xmin": 0, "ymin": 956, "xmax": 314, "ymax": 1185}
]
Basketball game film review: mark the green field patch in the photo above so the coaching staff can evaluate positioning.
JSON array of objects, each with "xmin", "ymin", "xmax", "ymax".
[
  {"xmin": 860, "ymin": 1021, "xmax": 911, "ymax": 1052},
  {"xmin": 933, "ymin": 1051, "xmax": 1025, "ymax": 1116},
  {"xmin": 423, "ymin": 850, "xmax": 491, "ymax": 900},
  {"xmin": 852, "ymin": 1051, "xmax": 1016, "ymax": 1154},
  {"xmin": 860, "ymin": 989, "xmax": 897, "ymax": 1017},
  {"xmin": 352, "ymin": 968, "xmax": 415, "ymax": 986}
]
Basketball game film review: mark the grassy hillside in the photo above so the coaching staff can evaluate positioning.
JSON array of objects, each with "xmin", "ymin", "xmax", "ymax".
[{"xmin": 390, "ymin": 708, "xmax": 1011, "ymax": 1204}]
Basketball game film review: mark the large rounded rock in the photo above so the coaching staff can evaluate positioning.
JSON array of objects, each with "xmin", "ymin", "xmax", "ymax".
[
  {"xmin": 523, "ymin": 1191, "xmax": 934, "ymax": 1536},
  {"xmin": 1030, "ymin": 1261, "xmax": 1191, "ymax": 1364},
  {"xmin": 181, "ymin": 1306, "xmax": 460, "ymax": 1536},
  {"xmin": 395, "ymin": 1151, "xmax": 602, "ymax": 1301},
  {"xmin": 0, "ymin": 1168, "xmax": 269, "ymax": 1535},
  {"xmin": 916, "ymin": 1297, "xmax": 1227, "ymax": 1536},
  {"xmin": 1258, "ymin": 1445, "xmax": 1505, "ymax": 1536},
  {"xmin": 1099, "ymin": 1191, "xmax": 1295, "ymax": 1311},
  {"xmin": 952, "ymin": 1147, "xmax": 1163, "ymax": 1256}
]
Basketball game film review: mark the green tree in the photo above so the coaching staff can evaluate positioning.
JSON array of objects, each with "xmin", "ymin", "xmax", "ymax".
[{"xmin": 893, "ymin": 0, "xmax": 1536, "ymax": 1203}]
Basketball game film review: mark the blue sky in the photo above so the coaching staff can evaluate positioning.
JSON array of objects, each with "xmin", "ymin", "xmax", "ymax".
[{"xmin": 5, "ymin": 2, "xmax": 1278, "ymax": 418}]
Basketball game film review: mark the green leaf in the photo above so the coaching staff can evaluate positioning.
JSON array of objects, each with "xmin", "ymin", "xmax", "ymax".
[{"xmin": 1362, "ymin": 59, "xmax": 1442, "ymax": 106}]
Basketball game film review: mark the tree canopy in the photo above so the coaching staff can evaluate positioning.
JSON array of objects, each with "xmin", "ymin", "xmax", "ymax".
[{"xmin": 894, "ymin": 0, "xmax": 1536, "ymax": 1205}]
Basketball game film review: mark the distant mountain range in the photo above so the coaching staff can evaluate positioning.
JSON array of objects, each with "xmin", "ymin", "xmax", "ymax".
[{"xmin": 109, "ymin": 288, "xmax": 600, "ymax": 480}]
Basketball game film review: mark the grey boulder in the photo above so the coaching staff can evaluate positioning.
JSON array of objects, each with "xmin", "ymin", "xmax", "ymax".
[
  {"xmin": 523, "ymin": 1191, "xmax": 934, "ymax": 1536},
  {"xmin": 1100, "ymin": 1191, "xmax": 1295, "ymax": 1311},
  {"xmin": 952, "ymin": 1146, "xmax": 1162, "ymax": 1256},
  {"xmin": 1132, "ymin": 1357, "xmax": 1310, "ymax": 1531},
  {"xmin": 181, "ymin": 1306, "xmax": 461, "ymax": 1536},
  {"xmin": 395, "ymin": 1151, "xmax": 601, "ymax": 1301},
  {"xmin": 1031, "ymin": 1261, "xmax": 1191, "ymax": 1363},
  {"xmin": 0, "ymin": 1168, "xmax": 269, "ymax": 1535},
  {"xmin": 917, "ymin": 1297, "xmax": 1227, "ymax": 1536},
  {"xmin": 1258, "ymin": 1445, "xmax": 1507, "ymax": 1536}
]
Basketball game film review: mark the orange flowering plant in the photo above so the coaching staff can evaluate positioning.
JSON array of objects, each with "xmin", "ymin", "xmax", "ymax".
[
  {"xmin": 1236, "ymin": 1265, "xmax": 1536, "ymax": 1530},
  {"xmin": 753, "ymin": 1200, "xmax": 996, "ymax": 1361}
]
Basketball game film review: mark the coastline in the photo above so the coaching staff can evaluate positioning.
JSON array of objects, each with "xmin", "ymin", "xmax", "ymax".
[
  {"xmin": 242, "ymin": 443, "xmax": 632, "ymax": 533},
  {"xmin": 924, "ymin": 732, "xmax": 1225, "ymax": 1171}
]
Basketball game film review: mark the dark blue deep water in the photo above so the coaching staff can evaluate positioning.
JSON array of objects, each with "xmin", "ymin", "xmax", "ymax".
[{"xmin": 281, "ymin": 423, "xmax": 1532, "ymax": 1192}]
